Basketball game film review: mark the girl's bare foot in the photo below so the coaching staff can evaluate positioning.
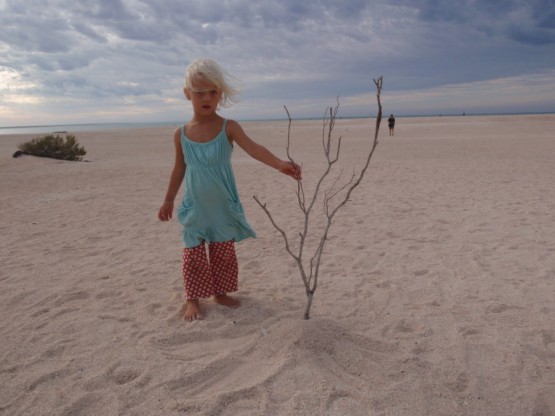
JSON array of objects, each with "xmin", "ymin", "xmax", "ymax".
[
  {"xmin": 183, "ymin": 299, "xmax": 202, "ymax": 321},
  {"xmin": 214, "ymin": 294, "xmax": 241, "ymax": 308}
]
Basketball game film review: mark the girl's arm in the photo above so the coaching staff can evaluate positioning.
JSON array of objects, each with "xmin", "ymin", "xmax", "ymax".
[
  {"xmin": 227, "ymin": 120, "xmax": 301, "ymax": 180},
  {"xmin": 158, "ymin": 128, "xmax": 186, "ymax": 221}
]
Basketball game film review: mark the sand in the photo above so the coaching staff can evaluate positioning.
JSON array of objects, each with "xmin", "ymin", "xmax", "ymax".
[{"xmin": 1, "ymin": 114, "xmax": 554, "ymax": 415}]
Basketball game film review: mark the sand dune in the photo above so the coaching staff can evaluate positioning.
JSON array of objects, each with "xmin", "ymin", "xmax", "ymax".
[{"xmin": 1, "ymin": 115, "xmax": 554, "ymax": 415}]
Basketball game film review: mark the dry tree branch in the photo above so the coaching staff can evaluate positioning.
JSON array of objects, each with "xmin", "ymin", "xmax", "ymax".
[{"xmin": 254, "ymin": 76, "xmax": 383, "ymax": 319}]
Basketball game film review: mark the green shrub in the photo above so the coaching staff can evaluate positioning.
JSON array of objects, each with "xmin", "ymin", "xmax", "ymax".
[{"xmin": 17, "ymin": 134, "xmax": 86, "ymax": 161}]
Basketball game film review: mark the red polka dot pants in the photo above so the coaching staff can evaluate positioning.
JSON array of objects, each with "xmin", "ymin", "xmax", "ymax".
[{"xmin": 182, "ymin": 240, "xmax": 238, "ymax": 299}]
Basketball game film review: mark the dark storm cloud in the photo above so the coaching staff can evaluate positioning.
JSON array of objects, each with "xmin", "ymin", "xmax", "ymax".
[{"xmin": 1, "ymin": 0, "xmax": 554, "ymax": 124}]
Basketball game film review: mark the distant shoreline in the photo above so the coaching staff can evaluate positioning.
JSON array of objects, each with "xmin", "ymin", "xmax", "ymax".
[{"xmin": 2, "ymin": 111, "xmax": 554, "ymax": 136}]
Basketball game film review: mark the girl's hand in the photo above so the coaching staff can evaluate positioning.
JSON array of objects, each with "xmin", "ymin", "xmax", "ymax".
[
  {"xmin": 158, "ymin": 201, "xmax": 174, "ymax": 221},
  {"xmin": 279, "ymin": 161, "xmax": 302, "ymax": 180}
]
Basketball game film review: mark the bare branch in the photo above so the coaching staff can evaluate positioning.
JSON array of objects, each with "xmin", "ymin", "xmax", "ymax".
[
  {"xmin": 283, "ymin": 106, "xmax": 295, "ymax": 164},
  {"xmin": 253, "ymin": 195, "xmax": 310, "ymax": 290},
  {"xmin": 254, "ymin": 76, "xmax": 383, "ymax": 319},
  {"xmin": 324, "ymin": 171, "xmax": 357, "ymax": 218}
]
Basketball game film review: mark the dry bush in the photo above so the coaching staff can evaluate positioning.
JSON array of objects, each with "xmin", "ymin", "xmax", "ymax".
[{"xmin": 16, "ymin": 134, "xmax": 86, "ymax": 161}]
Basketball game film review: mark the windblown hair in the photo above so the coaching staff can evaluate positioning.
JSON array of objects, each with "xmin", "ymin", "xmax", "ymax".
[{"xmin": 184, "ymin": 58, "xmax": 241, "ymax": 108}]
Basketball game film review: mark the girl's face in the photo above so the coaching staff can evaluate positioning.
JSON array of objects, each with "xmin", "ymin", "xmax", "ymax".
[{"xmin": 185, "ymin": 77, "xmax": 222, "ymax": 116}]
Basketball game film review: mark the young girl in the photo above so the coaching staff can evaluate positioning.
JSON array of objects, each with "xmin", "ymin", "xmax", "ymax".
[{"xmin": 158, "ymin": 58, "xmax": 301, "ymax": 321}]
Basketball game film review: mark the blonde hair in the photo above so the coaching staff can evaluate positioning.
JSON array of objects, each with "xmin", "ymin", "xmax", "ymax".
[{"xmin": 184, "ymin": 58, "xmax": 241, "ymax": 108}]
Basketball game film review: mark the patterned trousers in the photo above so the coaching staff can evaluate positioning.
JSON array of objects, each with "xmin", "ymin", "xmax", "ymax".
[{"xmin": 182, "ymin": 240, "xmax": 238, "ymax": 299}]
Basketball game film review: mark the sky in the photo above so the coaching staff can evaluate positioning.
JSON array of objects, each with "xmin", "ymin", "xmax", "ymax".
[{"xmin": 1, "ymin": 0, "xmax": 555, "ymax": 126}]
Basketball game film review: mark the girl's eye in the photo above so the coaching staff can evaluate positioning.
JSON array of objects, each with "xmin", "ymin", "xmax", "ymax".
[{"xmin": 194, "ymin": 90, "xmax": 219, "ymax": 96}]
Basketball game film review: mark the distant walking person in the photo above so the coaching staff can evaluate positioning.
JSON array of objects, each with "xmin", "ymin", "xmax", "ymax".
[{"xmin": 388, "ymin": 114, "xmax": 396, "ymax": 136}]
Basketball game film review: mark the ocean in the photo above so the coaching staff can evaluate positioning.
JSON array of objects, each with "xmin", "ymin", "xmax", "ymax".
[
  {"xmin": 2, "ymin": 112, "xmax": 553, "ymax": 136},
  {"xmin": 0, "ymin": 121, "xmax": 183, "ymax": 136}
]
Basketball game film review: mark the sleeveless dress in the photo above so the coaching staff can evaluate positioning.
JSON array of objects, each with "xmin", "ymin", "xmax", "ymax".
[{"xmin": 177, "ymin": 120, "xmax": 257, "ymax": 248}]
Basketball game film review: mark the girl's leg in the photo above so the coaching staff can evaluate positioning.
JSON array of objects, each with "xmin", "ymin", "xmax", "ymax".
[
  {"xmin": 182, "ymin": 242, "xmax": 212, "ymax": 320},
  {"xmin": 208, "ymin": 241, "xmax": 240, "ymax": 307}
]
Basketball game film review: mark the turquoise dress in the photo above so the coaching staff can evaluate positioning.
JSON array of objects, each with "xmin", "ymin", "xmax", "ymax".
[{"xmin": 177, "ymin": 120, "xmax": 257, "ymax": 248}]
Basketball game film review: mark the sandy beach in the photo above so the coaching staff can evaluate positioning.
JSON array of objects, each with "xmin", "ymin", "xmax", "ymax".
[{"xmin": 1, "ymin": 114, "xmax": 554, "ymax": 415}]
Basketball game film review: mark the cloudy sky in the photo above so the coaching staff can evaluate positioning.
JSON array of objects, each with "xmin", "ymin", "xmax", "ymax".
[{"xmin": 1, "ymin": 0, "xmax": 555, "ymax": 126}]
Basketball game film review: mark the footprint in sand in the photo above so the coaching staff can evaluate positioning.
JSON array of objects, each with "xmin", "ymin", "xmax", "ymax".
[
  {"xmin": 531, "ymin": 392, "xmax": 555, "ymax": 416},
  {"xmin": 53, "ymin": 291, "xmax": 90, "ymax": 307},
  {"xmin": 382, "ymin": 318, "xmax": 417, "ymax": 337},
  {"xmin": 446, "ymin": 371, "xmax": 470, "ymax": 394},
  {"xmin": 459, "ymin": 326, "xmax": 480, "ymax": 337},
  {"xmin": 111, "ymin": 368, "xmax": 142, "ymax": 385},
  {"xmin": 486, "ymin": 303, "xmax": 521, "ymax": 314},
  {"xmin": 94, "ymin": 290, "xmax": 123, "ymax": 300},
  {"xmin": 243, "ymin": 260, "xmax": 261, "ymax": 271}
]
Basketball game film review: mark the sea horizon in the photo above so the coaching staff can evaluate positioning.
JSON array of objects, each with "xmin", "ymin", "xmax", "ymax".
[{"xmin": 1, "ymin": 111, "xmax": 554, "ymax": 136}]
